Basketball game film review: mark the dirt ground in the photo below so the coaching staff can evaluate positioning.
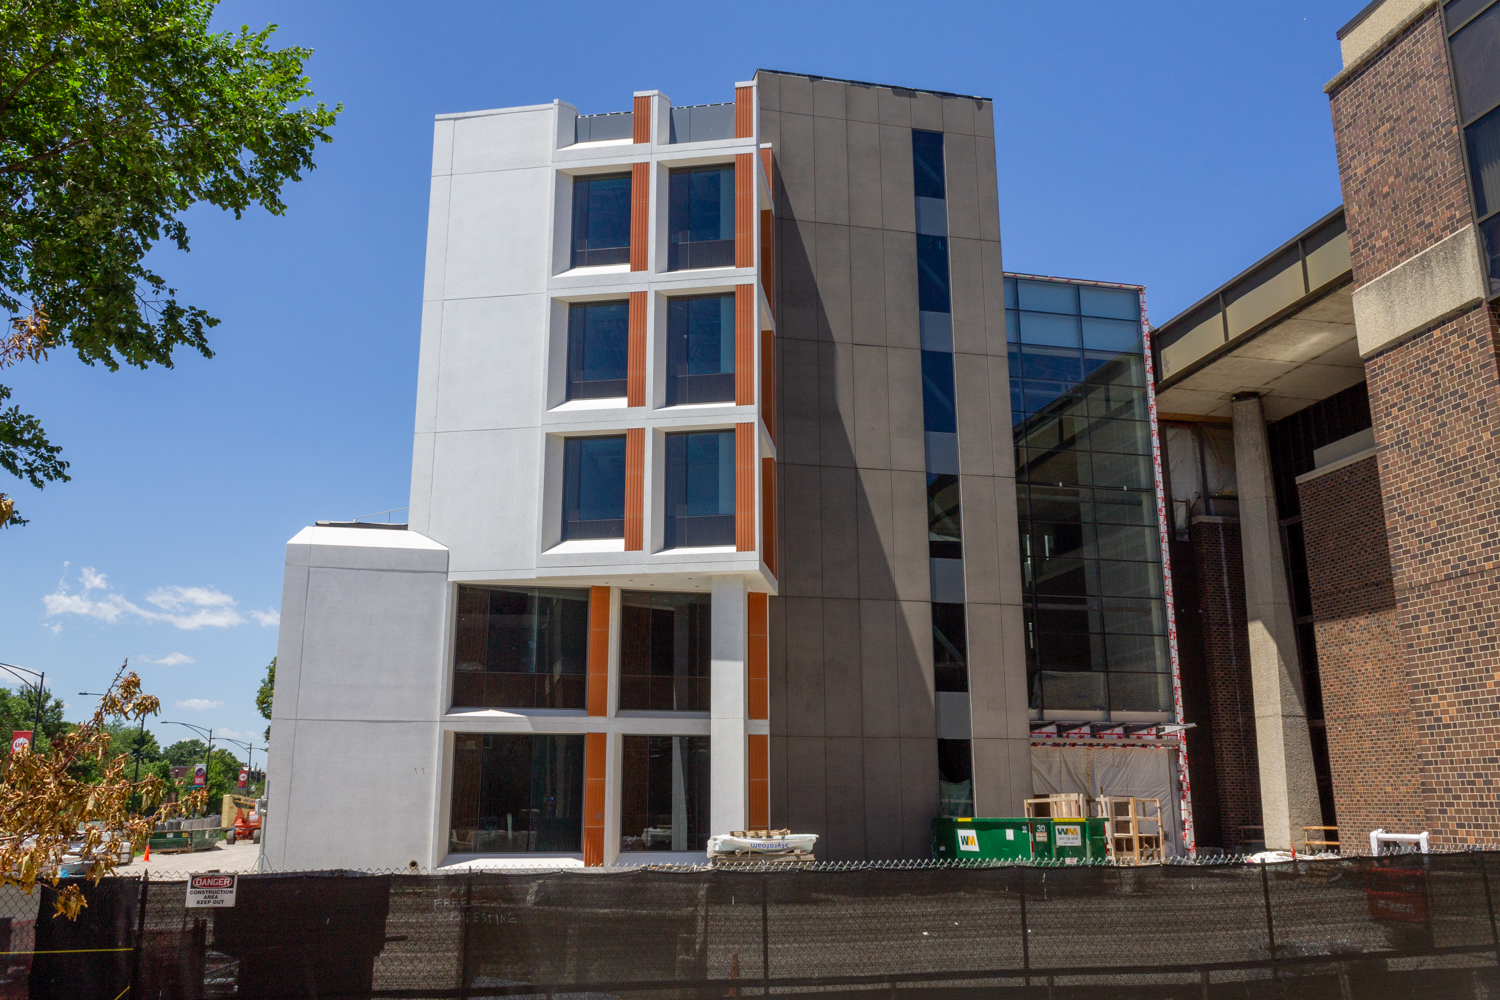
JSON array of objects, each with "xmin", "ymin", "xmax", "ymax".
[{"xmin": 121, "ymin": 835, "xmax": 266, "ymax": 875}]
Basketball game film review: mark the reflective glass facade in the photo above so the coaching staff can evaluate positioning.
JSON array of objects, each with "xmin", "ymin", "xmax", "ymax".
[
  {"xmin": 1447, "ymin": 0, "xmax": 1500, "ymax": 293},
  {"xmin": 1007, "ymin": 277, "xmax": 1172, "ymax": 716},
  {"xmin": 570, "ymin": 173, "xmax": 632, "ymax": 268},
  {"xmin": 663, "ymin": 430, "xmax": 735, "ymax": 548},
  {"xmin": 449, "ymin": 733, "xmax": 584, "ymax": 853},
  {"xmin": 566, "ymin": 301, "xmax": 629, "ymax": 400},
  {"xmin": 620, "ymin": 735, "xmax": 711, "ymax": 853},
  {"xmin": 619, "ymin": 591, "xmax": 711, "ymax": 711},
  {"xmin": 452, "ymin": 585, "xmax": 591, "ymax": 709},
  {"xmin": 665, "ymin": 294, "xmax": 736, "ymax": 405},
  {"xmin": 667, "ymin": 165, "xmax": 735, "ymax": 271}
]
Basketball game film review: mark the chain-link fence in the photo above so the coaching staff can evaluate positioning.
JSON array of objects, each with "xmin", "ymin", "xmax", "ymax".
[{"xmin": 2, "ymin": 852, "xmax": 1499, "ymax": 998}]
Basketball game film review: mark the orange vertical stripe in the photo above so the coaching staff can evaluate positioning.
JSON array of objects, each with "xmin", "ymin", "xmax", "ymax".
[
  {"xmin": 760, "ymin": 329, "xmax": 776, "ymax": 443},
  {"xmin": 748, "ymin": 734, "xmax": 769, "ymax": 831},
  {"xmin": 761, "ymin": 457, "xmax": 777, "ymax": 578},
  {"xmin": 759, "ymin": 147, "xmax": 773, "ymax": 190},
  {"xmin": 734, "ymin": 284, "xmax": 755, "ymax": 405},
  {"xmin": 759, "ymin": 209, "xmax": 775, "ymax": 314},
  {"xmin": 748, "ymin": 592, "xmax": 768, "ymax": 720},
  {"xmin": 735, "ymin": 86, "xmax": 754, "ymax": 139},
  {"xmin": 735, "ymin": 423, "xmax": 755, "ymax": 552},
  {"xmin": 629, "ymin": 161, "xmax": 649, "ymax": 272},
  {"xmin": 734, "ymin": 152, "xmax": 754, "ymax": 269},
  {"xmin": 583, "ymin": 731, "xmax": 607, "ymax": 866},
  {"xmin": 627, "ymin": 291, "xmax": 646, "ymax": 407},
  {"xmin": 587, "ymin": 586, "xmax": 610, "ymax": 717},
  {"xmin": 632, "ymin": 94, "xmax": 651, "ymax": 144},
  {"xmin": 624, "ymin": 428, "xmax": 644, "ymax": 551}
]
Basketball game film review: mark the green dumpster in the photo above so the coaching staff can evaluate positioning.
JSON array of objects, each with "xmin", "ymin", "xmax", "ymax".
[
  {"xmin": 1049, "ymin": 817, "xmax": 1107, "ymax": 863},
  {"xmin": 1027, "ymin": 819, "xmax": 1055, "ymax": 860},
  {"xmin": 932, "ymin": 817, "xmax": 1041, "ymax": 860}
]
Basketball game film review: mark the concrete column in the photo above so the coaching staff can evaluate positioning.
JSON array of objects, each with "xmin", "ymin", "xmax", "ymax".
[
  {"xmin": 1231, "ymin": 393, "xmax": 1323, "ymax": 852},
  {"xmin": 710, "ymin": 575, "xmax": 748, "ymax": 836}
]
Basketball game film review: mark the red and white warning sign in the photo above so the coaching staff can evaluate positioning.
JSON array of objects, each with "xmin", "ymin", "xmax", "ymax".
[{"xmin": 186, "ymin": 873, "xmax": 238, "ymax": 908}]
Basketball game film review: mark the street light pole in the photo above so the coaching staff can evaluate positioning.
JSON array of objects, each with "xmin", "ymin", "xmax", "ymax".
[
  {"xmin": 0, "ymin": 662, "xmax": 45, "ymax": 747},
  {"xmin": 220, "ymin": 738, "xmax": 266, "ymax": 789},
  {"xmin": 161, "ymin": 721, "xmax": 215, "ymax": 805}
]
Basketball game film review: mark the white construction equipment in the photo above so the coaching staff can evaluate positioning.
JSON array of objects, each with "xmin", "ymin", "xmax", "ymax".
[{"xmin": 1370, "ymin": 829, "xmax": 1429, "ymax": 855}]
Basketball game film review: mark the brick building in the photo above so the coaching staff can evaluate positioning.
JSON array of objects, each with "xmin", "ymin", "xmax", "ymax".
[{"xmin": 1154, "ymin": 0, "xmax": 1500, "ymax": 852}]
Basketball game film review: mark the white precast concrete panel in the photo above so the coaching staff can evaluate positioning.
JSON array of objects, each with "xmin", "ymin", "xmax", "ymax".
[
  {"xmin": 423, "ymin": 176, "xmax": 452, "ymax": 302},
  {"xmin": 710, "ymin": 576, "xmax": 748, "ymax": 837},
  {"xmin": 449, "ymin": 106, "xmax": 557, "ymax": 175},
  {"xmin": 435, "ymin": 294, "xmax": 548, "ymax": 432},
  {"xmin": 427, "ymin": 428, "xmax": 541, "ymax": 573},
  {"xmin": 442, "ymin": 167, "xmax": 554, "ymax": 301}
]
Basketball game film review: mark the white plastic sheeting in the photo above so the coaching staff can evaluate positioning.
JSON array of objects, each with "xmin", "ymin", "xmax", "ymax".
[{"xmin": 1032, "ymin": 745, "xmax": 1185, "ymax": 856}]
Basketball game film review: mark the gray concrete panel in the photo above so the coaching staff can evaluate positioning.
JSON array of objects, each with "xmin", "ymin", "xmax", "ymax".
[
  {"xmin": 824, "ymin": 737, "xmax": 868, "ymax": 860},
  {"xmin": 769, "ymin": 594, "xmax": 788, "ymax": 734},
  {"xmin": 823, "ymin": 598, "xmax": 864, "ymax": 737},
  {"xmin": 849, "ymin": 227, "xmax": 887, "ymax": 344},
  {"xmin": 878, "ymin": 87, "xmax": 912, "ymax": 127},
  {"xmin": 883, "ymin": 233, "xmax": 920, "ymax": 348},
  {"xmin": 949, "ymin": 238, "xmax": 987, "ymax": 357},
  {"xmin": 891, "ymin": 470, "xmax": 932, "ymax": 601},
  {"xmin": 819, "ymin": 465, "xmax": 860, "ymax": 597},
  {"xmin": 814, "ymin": 223, "xmax": 853, "ymax": 343},
  {"xmin": 862, "ymin": 738, "xmax": 905, "ymax": 858},
  {"xmin": 818, "ymin": 341, "xmax": 857, "ymax": 468},
  {"xmin": 759, "ymin": 111, "xmax": 781, "ymax": 167},
  {"xmin": 878, "ymin": 126, "xmax": 916, "ymax": 233},
  {"xmin": 965, "ymin": 601, "xmax": 1010, "ymax": 739},
  {"xmin": 975, "ymin": 140, "xmax": 1002, "ymax": 243},
  {"xmin": 899, "ymin": 737, "xmax": 940, "ymax": 857},
  {"xmin": 852, "ymin": 345, "xmax": 893, "ymax": 470},
  {"xmin": 1006, "ymin": 737, "xmax": 1033, "ymax": 804},
  {"xmin": 911, "ymin": 91, "xmax": 944, "ymax": 131},
  {"xmin": 988, "ymin": 356, "xmax": 1018, "ymax": 479},
  {"xmin": 846, "ymin": 83, "xmax": 881, "ymax": 124},
  {"xmin": 942, "ymin": 97, "xmax": 977, "ymax": 136},
  {"xmin": 859, "ymin": 600, "xmax": 901, "ymax": 738},
  {"xmin": 769, "ymin": 734, "xmax": 789, "ymax": 827},
  {"xmin": 778, "ymin": 74, "xmax": 814, "ymax": 117},
  {"xmin": 813, "ymin": 116, "xmax": 850, "ymax": 226},
  {"xmin": 971, "ymin": 737, "xmax": 1028, "ymax": 819},
  {"xmin": 777, "ymin": 112, "xmax": 816, "ymax": 222},
  {"xmin": 856, "ymin": 469, "xmax": 897, "ymax": 601},
  {"xmin": 981, "ymin": 241, "xmax": 1010, "ymax": 357},
  {"xmin": 994, "ymin": 475, "xmax": 1025, "ymax": 606},
  {"xmin": 943, "ymin": 133, "xmax": 980, "ymax": 241},
  {"xmin": 778, "ymin": 219, "xmax": 819, "ymax": 342},
  {"xmin": 781, "ymin": 337, "xmax": 822, "ymax": 466},
  {"xmin": 973, "ymin": 100, "xmax": 995, "ymax": 139},
  {"xmin": 779, "ymin": 463, "xmax": 822, "ymax": 597},
  {"xmin": 896, "ymin": 600, "xmax": 936, "ymax": 738},
  {"xmin": 959, "ymin": 477, "xmax": 1002, "ymax": 603},
  {"xmin": 783, "ymin": 597, "xmax": 826, "ymax": 735},
  {"xmin": 785, "ymin": 736, "xmax": 827, "ymax": 838},
  {"xmin": 847, "ymin": 124, "xmax": 885, "ymax": 232},
  {"xmin": 1000, "ymin": 602, "xmax": 1031, "ymax": 737},
  {"xmin": 812, "ymin": 78, "xmax": 847, "ymax": 121},
  {"xmin": 757, "ymin": 73, "xmax": 780, "ymax": 112},
  {"xmin": 887, "ymin": 347, "xmax": 927, "ymax": 471},
  {"xmin": 954, "ymin": 353, "xmax": 995, "ymax": 477}
]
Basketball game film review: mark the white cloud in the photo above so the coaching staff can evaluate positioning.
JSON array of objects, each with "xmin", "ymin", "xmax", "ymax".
[
  {"xmin": 174, "ymin": 698, "xmax": 224, "ymax": 711},
  {"xmin": 250, "ymin": 608, "xmax": 280, "ymax": 627},
  {"xmin": 214, "ymin": 729, "xmax": 258, "ymax": 742},
  {"xmin": 43, "ymin": 567, "xmax": 246, "ymax": 630},
  {"xmin": 145, "ymin": 653, "xmax": 195, "ymax": 666}
]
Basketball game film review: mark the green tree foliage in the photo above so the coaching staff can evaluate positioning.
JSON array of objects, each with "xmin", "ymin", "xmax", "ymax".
[
  {"xmin": 162, "ymin": 737, "xmax": 207, "ymax": 766},
  {"xmin": 0, "ymin": 683, "xmax": 67, "ymax": 754},
  {"xmin": 256, "ymin": 655, "xmax": 273, "ymax": 741},
  {"xmin": 0, "ymin": 0, "xmax": 340, "ymax": 525},
  {"xmin": 159, "ymin": 738, "xmax": 241, "ymax": 808}
]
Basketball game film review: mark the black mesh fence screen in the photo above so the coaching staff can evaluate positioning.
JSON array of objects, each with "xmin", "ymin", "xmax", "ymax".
[{"xmin": 1, "ymin": 853, "xmax": 1499, "ymax": 998}]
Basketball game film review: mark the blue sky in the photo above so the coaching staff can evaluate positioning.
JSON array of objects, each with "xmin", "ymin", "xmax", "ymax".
[{"xmin": 0, "ymin": 1, "xmax": 1349, "ymax": 754}]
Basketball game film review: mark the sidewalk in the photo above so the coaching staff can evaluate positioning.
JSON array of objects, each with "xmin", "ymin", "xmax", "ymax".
[{"xmin": 119, "ymin": 837, "xmax": 264, "ymax": 876}]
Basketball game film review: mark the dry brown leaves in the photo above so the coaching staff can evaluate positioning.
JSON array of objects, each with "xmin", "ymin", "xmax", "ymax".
[
  {"xmin": 1, "ymin": 307, "xmax": 53, "ymax": 368},
  {"xmin": 0, "ymin": 666, "xmax": 205, "ymax": 919}
]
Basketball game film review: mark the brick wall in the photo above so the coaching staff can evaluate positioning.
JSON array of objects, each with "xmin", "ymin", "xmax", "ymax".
[
  {"xmin": 1189, "ymin": 516, "xmax": 1262, "ymax": 850},
  {"xmin": 1298, "ymin": 455, "xmax": 1425, "ymax": 846}
]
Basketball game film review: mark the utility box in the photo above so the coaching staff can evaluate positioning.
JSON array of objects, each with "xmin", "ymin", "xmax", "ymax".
[
  {"xmin": 933, "ymin": 818, "xmax": 1043, "ymax": 860},
  {"xmin": 1050, "ymin": 817, "xmax": 1108, "ymax": 863}
]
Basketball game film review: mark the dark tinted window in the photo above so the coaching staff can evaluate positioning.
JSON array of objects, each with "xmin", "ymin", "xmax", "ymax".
[
  {"xmin": 668, "ymin": 165, "xmax": 735, "ymax": 270},
  {"xmin": 916, "ymin": 235, "xmax": 951, "ymax": 314},
  {"xmin": 921, "ymin": 351, "xmax": 957, "ymax": 433},
  {"xmin": 571, "ymin": 174, "xmax": 631, "ymax": 268},
  {"xmin": 663, "ymin": 431, "xmax": 735, "ymax": 548},
  {"xmin": 452, "ymin": 585, "xmax": 590, "ymax": 709},
  {"xmin": 666, "ymin": 295, "xmax": 735, "ymax": 405},
  {"xmin": 1452, "ymin": 2, "xmax": 1500, "ymax": 123},
  {"xmin": 621, "ymin": 736, "xmax": 711, "ymax": 852},
  {"xmin": 927, "ymin": 474, "xmax": 962, "ymax": 559},
  {"xmin": 450, "ymin": 733, "xmax": 584, "ymax": 853},
  {"xmin": 932, "ymin": 602, "xmax": 968, "ymax": 692},
  {"xmin": 1468, "ymin": 104, "xmax": 1500, "ymax": 217},
  {"xmin": 567, "ymin": 301, "xmax": 629, "ymax": 400},
  {"xmin": 912, "ymin": 130, "xmax": 946, "ymax": 200},
  {"xmin": 937, "ymin": 739, "xmax": 973, "ymax": 818},
  {"xmin": 620, "ymin": 591, "xmax": 711, "ymax": 711},
  {"xmin": 563, "ymin": 436, "xmax": 626, "ymax": 539}
]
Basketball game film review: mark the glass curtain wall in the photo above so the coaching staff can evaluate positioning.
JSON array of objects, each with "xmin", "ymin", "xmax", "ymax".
[
  {"xmin": 662, "ymin": 430, "xmax": 735, "ymax": 548},
  {"xmin": 563, "ymin": 436, "xmax": 626, "ymax": 540},
  {"xmin": 567, "ymin": 301, "xmax": 629, "ymax": 400},
  {"xmin": 1447, "ymin": 0, "xmax": 1500, "ymax": 292},
  {"xmin": 571, "ymin": 174, "xmax": 632, "ymax": 268},
  {"xmin": 1007, "ymin": 277, "xmax": 1172, "ymax": 716},
  {"xmin": 667, "ymin": 165, "xmax": 735, "ymax": 271},
  {"xmin": 619, "ymin": 591, "xmax": 711, "ymax": 711},
  {"xmin": 449, "ymin": 734, "xmax": 584, "ymax": 853},
  {"xmin": 452, "ymin": 585, "xmax": 590, "ymax": 709},
  {"xmin": 665, "ymin": 295, "xmax": 736, "ymax": 405},
  {"xmin": 619, "ymin": 735, "xmax": 711, "ymax": 853}
]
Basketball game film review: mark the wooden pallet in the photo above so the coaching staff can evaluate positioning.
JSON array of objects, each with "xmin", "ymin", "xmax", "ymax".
[
  {"xmin": 1303, "ymin": 826, "xmax": 1339, "ymax": 852},
  {"xmin": 1024, "ymin": 794, "xmax": 1090, "ymax": 819},
  {"xmin": 1101, "ymin": 796, "xmax": 1163, "ymax": 864}
]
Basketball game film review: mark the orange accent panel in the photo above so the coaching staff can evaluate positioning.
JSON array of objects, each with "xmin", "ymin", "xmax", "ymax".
[
  {"xmin": 748, "ymin": 592, "xmax": 768, "ymax": 720},
  {"xmin": 748, "ymin": 734, "xmax": 769, "ymax": 831},
  {"xmin": 735, "ymin": 284, "xmax": 755, "ymax": 405},
  {"xmin": 735, "ymin": 423, "xmax": 755, "ymax": 552},
  {"xmin": 760, "ymin": 329, "xmax": 776, "ymax": 443},
  {"xmin": 760, "ymin": 209, "xmax": 775, "ymax": 314},
  {"xmin": 587, "ymin": 586, "xmax": 610, "ymax": 717},
  {"xmin": 627, "ymin": 291, "xmax": 647, "ymax": 407},
  {"xmin": 735, "ymin": 86, "xmax": 754, "ymax": 139},
  {"xmin": 632, "ymin": 95, "xmax": 651, "ymax": 144},
  {"xmin": 624, "ymin": 428, "xmax": 645, "ymax": 551},
  {"xmin": 583, "ymin": 731, "xmax": 607, "ymax": 866},
  {"xmin": 629, "ymin": 161, "xmax": 649, "ymax": 272},
  {"xmin": 734, "ymin": 153, "xmax": 754, "ymax": 269},
  {"xmin": 761, "ymin": 457, "xmax": 777, "ymax": 579},
  {"xmin": 759, "ymin": 147, "xmax": 773, "ymax": 189}
]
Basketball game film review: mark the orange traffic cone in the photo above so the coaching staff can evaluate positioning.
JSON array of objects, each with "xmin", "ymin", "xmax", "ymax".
[{"xmin": 143, "ymin": 842, "xmax": 150, "ymax": 862}]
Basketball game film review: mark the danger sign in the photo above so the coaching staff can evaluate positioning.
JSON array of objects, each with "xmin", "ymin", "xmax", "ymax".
[{"xmin": 186, "ymin": 873, "xmax": 238, "ymax": 908}]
